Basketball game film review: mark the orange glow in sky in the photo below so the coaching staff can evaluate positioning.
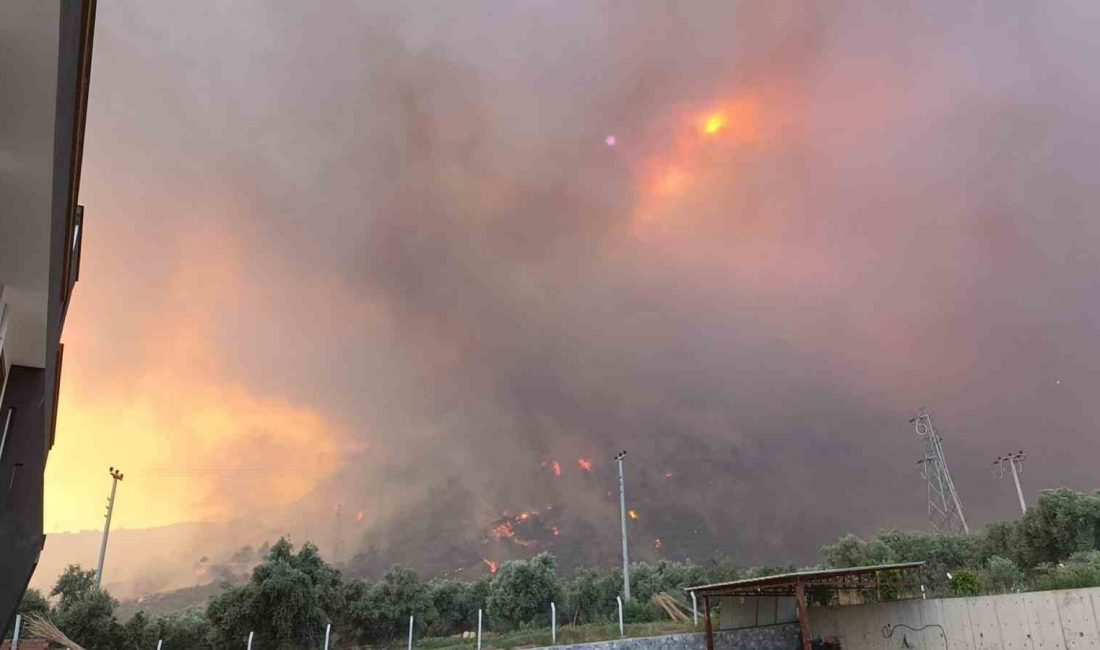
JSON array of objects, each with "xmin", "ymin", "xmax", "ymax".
[
  {"xmin": 45, "ymin": 219, "xmax": 344, "ymax": 533},
  {"xmin": 629, "ymin": 94, "xmax": 761, "ymax": 235}
]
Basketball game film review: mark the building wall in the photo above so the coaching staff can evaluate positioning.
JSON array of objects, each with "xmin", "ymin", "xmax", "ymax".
[
  {"xmin": 809, "ymin": 587, "xmax": 1100, "ymax": 649},
  {"xmin": 0, "ymin": 366, "xmax": 48, "ymax": 633},
  {"xmin": 0, "ymin": 0, "xmax": 95, "ymax": 634}
]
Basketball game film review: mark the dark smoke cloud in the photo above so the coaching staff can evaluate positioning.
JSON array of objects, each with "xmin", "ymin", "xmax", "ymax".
[{"xmin": 70, "ymin": 0, "xmax": 1100, "ymax": 579}]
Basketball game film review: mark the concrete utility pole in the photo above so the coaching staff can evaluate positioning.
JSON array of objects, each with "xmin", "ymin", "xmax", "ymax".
[
  {"xmin": 94, "ymin": 466, "xmax": 124, "ymax": 588},
  {"xmin": 615, "ymin": 450, "xmax": 631, "ymax": 601},
  {"xmin": 993, "ymin": 450, "xmax": 1028, "ymax": 514}
]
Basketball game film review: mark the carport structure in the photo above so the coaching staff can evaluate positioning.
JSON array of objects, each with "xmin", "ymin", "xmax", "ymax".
[{"xmin": 687, "ymin": 562, "xmax": 925, "ymax": 650}]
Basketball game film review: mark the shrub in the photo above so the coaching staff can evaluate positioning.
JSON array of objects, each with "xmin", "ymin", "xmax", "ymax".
[
  {"xmin": 1033, "ymin": 551, "xmax": 1100, "ymax": 591},
  {"xmin": 948, "ymin": 570, "xmax": 980, "ymax": 597},
  {"xmin": 981, "ymin": 555, "xmax": 1023, "ymax": 594}
]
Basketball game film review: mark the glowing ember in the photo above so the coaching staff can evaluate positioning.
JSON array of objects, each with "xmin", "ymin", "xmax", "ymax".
[
  {"xmin": 664, "ymin": 472, "xmax": 673, "ymax": 479},
  {"xmin": 605, "ymin": 135, "xmax": 616, "ymax": 146},
  {"xmin": 552, "ymin": 461, "xmax": 562, "ymax": 477},
  {"xmin": 356, "ymin": 511, "xmax": 365, "ymax": 522},
  {"xmin": 628, "ymin": 509, "xmax": 639, "ymax": 520},
  {"xmin": 518, "ymin": 512, "xmax": 530, "ymax": 521},
  {"xmin": 552, "ymin": 526, "xmax": 560, "ymax": 536},
  {"xmin": 703, "ymin": 113, "xmax": 725, "ymax": 135},
  {"xmin": 654, "ymin": 538, "xmax": 662, "ymax": 550},
  {"xmin": 484, "ymin": 559, "xmax": 499, "ymax": 574},
  {"xmin": 491, "ymin": 520, "xmax": 516, "ymax": 540},
  {"xmin": 577, "ymin": 458, "xmax": 593, "ymax": 473}
]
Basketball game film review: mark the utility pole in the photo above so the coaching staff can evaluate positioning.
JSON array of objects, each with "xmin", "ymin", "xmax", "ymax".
[
  {"xmin": 615, "ymin": 450, "xmax": 631, "ymax": 601},
  {"xmin": 910, "ymin": 409, "xmax": 969, "ymax": 534},
  {"xmin": 993, "ymin": 450, "xmax": 1027, "ymax": 514},
  {"xmin": 333, "ymin": 502, "xmax": 343, "ymax": 563},
  {"xmin": 94, "ymin": 466, "xmax": 124, "ymax": 589}
]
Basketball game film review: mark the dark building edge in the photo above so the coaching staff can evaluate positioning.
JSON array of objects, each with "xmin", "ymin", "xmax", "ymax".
[{"xmin": 1, "ymin": 0, "xmax": 98, "ymax": 635}]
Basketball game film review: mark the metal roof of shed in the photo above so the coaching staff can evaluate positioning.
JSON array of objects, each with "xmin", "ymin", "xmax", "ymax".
[{"xmin": 687, "ymin": 561, "xmax": 926, "ymax": 597}]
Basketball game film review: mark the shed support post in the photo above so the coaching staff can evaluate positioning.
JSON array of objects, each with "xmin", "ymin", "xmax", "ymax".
[
  {"xmin": 795, "ymin": 581, "xmax": 812, "ymax": 650},
  {"xmin": 703, "ymin": 595, "xmax": 713, "ymax": 650}
]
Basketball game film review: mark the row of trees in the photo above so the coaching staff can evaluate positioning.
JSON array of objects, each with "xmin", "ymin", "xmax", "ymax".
[
  {"xmin": 13, "ymin": 488, "xmax": 1100, "ymax": 649},
  {"xmin": 819, "ymin": 487, "xmax": 1100, "ymax": 595}
]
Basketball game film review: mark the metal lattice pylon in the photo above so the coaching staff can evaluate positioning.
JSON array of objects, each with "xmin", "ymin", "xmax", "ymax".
[{"xmin": 911, "ymin": 408, "xmax": 969, "ymax": 534}]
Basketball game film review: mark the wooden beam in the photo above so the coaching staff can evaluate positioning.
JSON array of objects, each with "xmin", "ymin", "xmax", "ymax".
[
  {"xmin": 703, "ymin": 596, "xmax": 713, "ymax": 650},
  {"xmin": 794, "ymin": 581, "xmax": 812, "ymax": 650}
]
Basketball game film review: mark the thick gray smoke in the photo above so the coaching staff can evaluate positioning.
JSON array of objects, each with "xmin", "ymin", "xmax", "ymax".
[{"xmin": 74, "ymin": 0, "xmax": 1100, "ymax": 582}]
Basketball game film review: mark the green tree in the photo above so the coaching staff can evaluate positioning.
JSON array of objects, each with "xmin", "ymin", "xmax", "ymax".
[
  {"xmin": 346, "ymin": 565, "xmax": 435, "ymax": 645},
  {"xmin": 53, "ymin": 589, "xmax": 126, "ymax": 649},
  {"xmin": 565, "ymin": 567, "xmax": 617, "ymax": 624},
  {"xmin": 153, "ymin": 610, "xmax": 212, "ymax": 649},
  {"xmin": 486, "ymin": 553, "xmax": 563, "ymax": 630},
  {"xmin": 427, "ymin": 579, "xmax": 473, "ymax": 636},
  {"xmin": 48, "ymin": 565, "xmax": 127, "ymax": 649},
  {"xmin": 820, "ymin": 534, "xmax": 895, "ymax": 568},
  {"xmin": 1016, "ymin": 489, "xmax": 1100, "ymax": 566},
  {"xmin": 51, "ymin": 565, "xmax": 97, "ymax": 606},
  {"xmin": 205, "ymin": 538, "xmax": 343, "ymax": 650},
  {"xmin": 948, "ymin": 570, "xmax": 980, "ymax": 597}
]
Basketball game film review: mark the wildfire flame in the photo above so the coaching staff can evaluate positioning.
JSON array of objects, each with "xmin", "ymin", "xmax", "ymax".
[
  {"xmin": 492, "ymin": 521, "xmax": 515, "ymax": 539},
  {"xmin": 356, "ymin": 511, "xmax": 364, "ymax": 522},
  {"xmin": 654, "ymin": 538, "xmax": 663, "ymax": 550},
  {"xmin": 552, "ymin": 461, "xmax": 562, "ymax": 477},
  {"xmin": 552, "ymin": 526, "xmax": 560, "ymax": 537},
  {"xmin": 577, "ymin": 458, "xmax": 593, "ymax": 473},
  {"xmin": 628, "ymin": 509, "xmax": 639, "ymax": 520},
  {"xmin": 488, "ymin": 511, "xmax": 541, "ymax": 547},
  {"xmin": 484, "ymin": 559, "xmax": 498, "ymax": 574}
]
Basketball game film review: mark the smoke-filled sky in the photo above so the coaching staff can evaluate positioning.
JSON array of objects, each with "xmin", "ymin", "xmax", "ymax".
[{"xmin": 46, "ymin": 0, "xmax": 1100, "ymax": 573}]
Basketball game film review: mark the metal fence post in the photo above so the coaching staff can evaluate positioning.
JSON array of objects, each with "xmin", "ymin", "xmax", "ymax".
[
  {"xmin": 691, "ymin": 592, "xmax": 698, "ymax": 626},
  {"xmin": 551, "ymin": 601, "xmax": 556, "ymax": 644},
  {"xmin": 408, "ymin": 615, "xmax": 414, "ymax": 650},
  {"xmin": 324, "ymin": 623, "xmax": 332, "ymax": 650},
  {"xmin": 617, "ymin": 596, "xmax": 624, "ymax": 637},
  {"xmin": 12, "ymin": 614, "xmax": 21, "ymax": 650},
  {"xmin": 247, "ymin": 631, "xmax": 254, "ymax": 650},
  {"xmin": 477, "ymin": 609, "xmax": 483, "ymax": 650}
]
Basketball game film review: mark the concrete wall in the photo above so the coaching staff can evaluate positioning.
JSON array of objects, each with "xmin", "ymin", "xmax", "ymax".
[
  {"xmin": 720, "ymin": 596, "xmax": 799, "ymax": 628},
  {"xmin": 810, "ymin": 587, "xmax": 1100, "ymax": 649},
  {"xmin": 536, "ymin": 624, "xmax": 800, "ymax": 650}
]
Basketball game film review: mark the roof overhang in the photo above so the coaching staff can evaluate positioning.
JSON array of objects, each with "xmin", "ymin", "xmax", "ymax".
[{"xmin": 687, "ymin": 562, "xmax": 927, "ymax": 598}]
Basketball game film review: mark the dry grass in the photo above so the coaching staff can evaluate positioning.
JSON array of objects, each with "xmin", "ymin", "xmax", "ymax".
[{"xmin": 22, "ymin": 615, "xmax": 85, "ymax": 650}]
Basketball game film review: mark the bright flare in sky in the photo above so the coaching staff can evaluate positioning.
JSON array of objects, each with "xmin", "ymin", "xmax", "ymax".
[{"xmin": 703, "ymin": 113, "xmax": 726, "ymax": 134}]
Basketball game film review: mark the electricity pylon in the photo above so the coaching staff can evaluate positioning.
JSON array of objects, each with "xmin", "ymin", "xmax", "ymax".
[{"xmin": 911, "ymin": 408, "xmax": 969, "ymax": 534}]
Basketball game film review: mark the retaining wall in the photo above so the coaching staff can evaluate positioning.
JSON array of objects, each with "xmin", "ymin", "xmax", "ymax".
[
  {"xmin": 810, "ymin": 586, "xmax": 1100, "ymax": 649},
  {"xmin": 536, "ymin": 624, "xmax": 800, "ymax": 650}
]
